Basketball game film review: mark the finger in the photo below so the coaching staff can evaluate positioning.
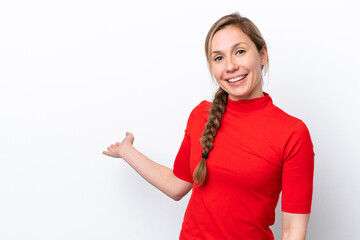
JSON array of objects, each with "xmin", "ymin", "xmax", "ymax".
[
  {"xmin": 102, "ymin": 151, "xmax": 110, "ymax": 156},
  {"xmin": 115, "ymin": 142, "xmax": 120, "ymax": 146}
]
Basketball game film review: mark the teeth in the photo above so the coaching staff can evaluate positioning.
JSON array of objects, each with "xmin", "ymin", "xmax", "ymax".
[{"xmin": 228, "ymin": 75, "xmax": 246, "ymax": 83}]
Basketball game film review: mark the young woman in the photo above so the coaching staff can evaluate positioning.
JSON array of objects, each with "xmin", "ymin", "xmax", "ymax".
[{"xmin": 103, "ymin": 12, "xmax": 314, "ymax": 240}]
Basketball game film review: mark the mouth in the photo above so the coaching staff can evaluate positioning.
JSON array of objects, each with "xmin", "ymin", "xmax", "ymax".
[{"xmin": 226, "ymin": 74, "xmax": 248, "ymax": 83}]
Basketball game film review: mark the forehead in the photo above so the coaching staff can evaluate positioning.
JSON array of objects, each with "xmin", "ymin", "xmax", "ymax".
[{"xmin": 211, "ymin": 25, "xmax": 254, "ymax": 51}]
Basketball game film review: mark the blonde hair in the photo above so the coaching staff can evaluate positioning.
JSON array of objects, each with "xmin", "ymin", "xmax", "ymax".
[{"xmin": 193, "ymin": 12, "xmax": 269, "ymax": 186}]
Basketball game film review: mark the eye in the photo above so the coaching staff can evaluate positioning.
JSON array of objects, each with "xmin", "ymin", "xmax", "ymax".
[
  {"xmin": 214, "ymin": 56, "xmax": 223, "ymax": 61},
  {"xmin": 235, "ymin": 49, "xmax": 246, "ymax": 55}
]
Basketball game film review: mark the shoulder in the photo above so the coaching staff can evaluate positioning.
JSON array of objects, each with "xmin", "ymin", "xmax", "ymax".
[
  {"xmin": 264, "ymin": 102, "xmax": 314, "ymax": 161},
  {"xmin": 185, "ymin": 100, "xmax": 211, "ymax": 134},
  {"xmin": 271, "ymin": 107, "xmax": 313, "ymax": 152},
  {"xmin": 264, "ymin": 102, "xmax": 312, "ymax": 143},
  {"xmin": 188, "ymin": 100, "xmax": 211, "ymax": 122},
  {"xmin": 190, "ymin": 100, "xmax": 211, "ymax": 116},
  {"xmin": 267, "ymin": 104, "xmax": 306, "ymax": 130}
]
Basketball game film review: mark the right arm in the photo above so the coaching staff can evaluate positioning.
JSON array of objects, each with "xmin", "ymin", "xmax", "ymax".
[{"xmin": 102, "ymin": 132, "xmax": 193, "ymax": 201}]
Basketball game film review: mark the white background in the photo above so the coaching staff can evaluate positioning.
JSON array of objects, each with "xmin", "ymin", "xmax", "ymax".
[{"xmin": 1, "ymin": 0, "xmax": 359, "ymax": 239}]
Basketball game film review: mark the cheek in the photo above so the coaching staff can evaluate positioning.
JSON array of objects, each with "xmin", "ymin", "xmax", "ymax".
[
  {"xmin": 211, "ymin": 64, "xmax": 222, "ymax": 79},
  {"xmin": 244, "ymin": 57, "xmax": 262, "ymax": 74}
]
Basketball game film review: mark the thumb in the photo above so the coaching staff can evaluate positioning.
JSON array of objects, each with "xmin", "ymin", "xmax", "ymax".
[{"xmin": 123, "ymin": 132, "xmax": 135, "ymax": 145}]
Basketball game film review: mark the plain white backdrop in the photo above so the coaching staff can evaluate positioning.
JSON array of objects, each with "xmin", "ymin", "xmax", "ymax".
[{"xmin": 1, "ymin": 0, "xmax": 359, "ymax": 239}]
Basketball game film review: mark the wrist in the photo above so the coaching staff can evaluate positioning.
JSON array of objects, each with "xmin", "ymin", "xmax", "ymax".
[{"xmin": 120, "ymin": 143, "xmax": 136, "ymax": 160}]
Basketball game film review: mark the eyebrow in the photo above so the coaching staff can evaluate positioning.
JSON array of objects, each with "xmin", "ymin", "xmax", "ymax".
[{"xmin": 211, "ymin": 42, "xmax": 247, "ymax": 55}]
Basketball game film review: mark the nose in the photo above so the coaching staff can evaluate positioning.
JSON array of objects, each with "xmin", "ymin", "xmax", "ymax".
[{"xmin": 226, "ymin": 56, "xmax": 239, "ymax": 72}]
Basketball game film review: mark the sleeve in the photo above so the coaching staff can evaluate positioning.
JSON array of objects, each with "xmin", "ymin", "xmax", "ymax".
[
  {"xmin": 173, "ymin": 133, "xmax": 193, "ymax": 183},
  {"xmin": 281, "ymin": 120, "xmax": 315, "ymax": 214},
  {"xmin": 172, "ymin": 100, "xmax": 210, "ymax": 183}
]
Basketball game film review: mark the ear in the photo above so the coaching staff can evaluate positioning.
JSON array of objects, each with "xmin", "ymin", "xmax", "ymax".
[{"xmin": 260, "ymin": 46, "xmax": 268, "ymax": 66}]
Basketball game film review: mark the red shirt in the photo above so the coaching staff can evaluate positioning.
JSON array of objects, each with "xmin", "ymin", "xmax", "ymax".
[{"xmin": 173, "ymin": 93, "xmax": 314, "ymax": 240}]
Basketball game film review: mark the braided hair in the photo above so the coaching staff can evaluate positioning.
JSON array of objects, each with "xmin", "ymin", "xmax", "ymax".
[{"xmin": 193, "ymin": 88, "xmax": 228, "ymax": 185}]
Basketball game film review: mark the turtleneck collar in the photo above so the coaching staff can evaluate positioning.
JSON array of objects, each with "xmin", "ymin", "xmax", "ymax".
[{"xmin": 226, "ymin": 92, "xmax": 273, "ymax": 114}]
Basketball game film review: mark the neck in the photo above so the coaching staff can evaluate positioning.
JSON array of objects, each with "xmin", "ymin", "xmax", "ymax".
[{"xmin": 226, "ymin": 92, "xmax": 272, "ymax": 114}]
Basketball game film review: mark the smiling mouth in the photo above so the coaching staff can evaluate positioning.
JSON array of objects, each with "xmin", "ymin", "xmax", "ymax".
[{"xmin": 227, "ymin": 74, "xmax": 247, "ymax": 83}]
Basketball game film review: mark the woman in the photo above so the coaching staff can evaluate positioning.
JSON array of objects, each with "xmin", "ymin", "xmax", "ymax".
[{"xmin": 103, "ymin": 12, "xmax": 314, "ymax": 240}]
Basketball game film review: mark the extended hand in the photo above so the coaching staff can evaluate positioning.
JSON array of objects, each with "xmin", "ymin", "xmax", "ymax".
[{"xmin": 102, "ymin": 132, "xmax": 134, "ymax": 158}]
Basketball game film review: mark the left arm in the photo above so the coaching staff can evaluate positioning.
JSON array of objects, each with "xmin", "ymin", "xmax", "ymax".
[
  {"xmin": 282, "ymin": 212, "xmax": 310, "ymax": 240},
  {"xmin": 281, "ymin": 121, "xmax": 314, "ymax": 240}
]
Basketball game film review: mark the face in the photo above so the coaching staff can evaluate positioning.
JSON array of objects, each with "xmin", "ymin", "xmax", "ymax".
[{"xmin": 210, "ymin": 25, "xmax": 268, "ymax": 101}]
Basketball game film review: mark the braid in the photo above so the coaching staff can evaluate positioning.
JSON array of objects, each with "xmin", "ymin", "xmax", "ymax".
[{"xmin": 193, "ymin": 88, "xmax": 228, "ymax": 186}]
